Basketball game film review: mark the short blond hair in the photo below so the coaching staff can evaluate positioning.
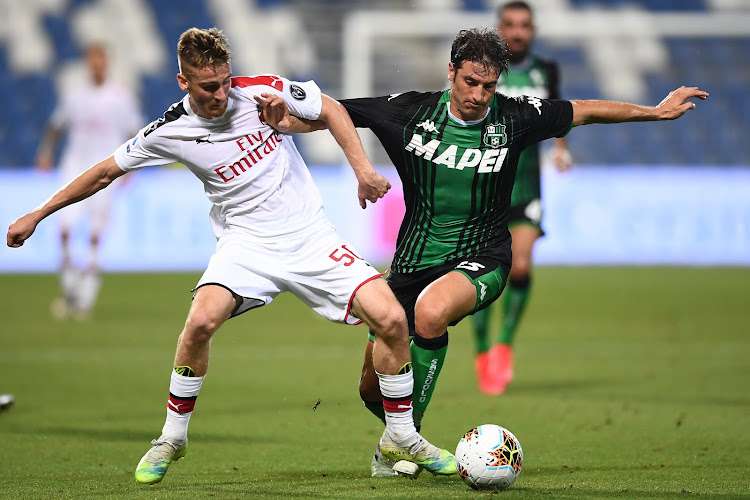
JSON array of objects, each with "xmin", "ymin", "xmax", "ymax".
[{"xmin": 177, "ymin": 27, "xmax": 231, "ymax": 74}]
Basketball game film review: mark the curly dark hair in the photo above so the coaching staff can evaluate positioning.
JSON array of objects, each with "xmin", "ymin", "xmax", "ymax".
[{"xmin": 450, "ymin": 27, "xmax": 509, "ymax": 78}]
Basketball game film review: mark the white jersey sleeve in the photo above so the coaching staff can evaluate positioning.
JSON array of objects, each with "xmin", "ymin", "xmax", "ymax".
[
  {"xmin": 230, "ymin": 75, "xmax": 322, "ymax": 121},
  {"xmin": 113, "ymin": 105, "xmax": 183, "ymax": 172}
]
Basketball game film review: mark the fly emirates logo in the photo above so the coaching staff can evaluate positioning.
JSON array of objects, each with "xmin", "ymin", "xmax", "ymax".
[
  {"xmin": 405, "ymin": 133, "xmax": 508, "ymax": 173},
  {"xmin": 214, "ymin": 131, "xmax": 283, "ymax": 182}
]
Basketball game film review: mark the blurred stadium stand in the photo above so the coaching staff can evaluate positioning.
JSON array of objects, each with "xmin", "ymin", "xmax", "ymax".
[{"xmin": 0, "ymin": 0, "xmax": 748, "ymax": 167}]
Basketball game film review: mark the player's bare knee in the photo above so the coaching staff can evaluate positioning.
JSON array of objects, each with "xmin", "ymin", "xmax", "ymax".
[
  {"xmin": 414, "ymin": 303, "xmax": 448, "ymax": 339},
  {"xmin": 372, "ymin": 307, "xmax": 407, "ymax": 344},
  {"xmin": 183, "ymin": 310, "xmax": 222, "ymax": 344}
]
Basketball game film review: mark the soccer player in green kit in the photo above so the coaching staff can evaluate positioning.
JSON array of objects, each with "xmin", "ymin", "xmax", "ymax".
[
  {"xmin": 255, "ymin": 28, "xmax": 707, "ymax": 478},
  {"xmin": 472, "ymin": 1, "xmax": 573, "ymax": 395}
]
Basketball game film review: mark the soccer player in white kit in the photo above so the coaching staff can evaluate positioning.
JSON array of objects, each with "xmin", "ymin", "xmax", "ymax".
[
  {"xmin": 8, "ymin": 28, "xmax": 456, "ymax": 484},
  {"xmin": 36, "ymin": 44, "xmax": 143, "ymax": 320}
]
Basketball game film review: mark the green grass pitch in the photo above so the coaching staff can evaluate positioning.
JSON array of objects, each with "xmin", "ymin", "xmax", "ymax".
[{"xmin": 1, "ymin": 268, "xmax": 749, "ymax": 499}]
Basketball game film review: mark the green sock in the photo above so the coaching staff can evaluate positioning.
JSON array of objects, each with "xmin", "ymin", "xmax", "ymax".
[
  {"xmin": 411, "ymin": 332, "xmax": 448, "ymax": 429},
  {"xmin": 472, "ymin": 307, "xmax": 492, "ymax": 353},
  {"xmin": 363, "ymin": 400, "xmax": 386, "ymax": 426},
  {"xmin": 498, "ymin": 276, "xmax": 531, "ymax": 346}
]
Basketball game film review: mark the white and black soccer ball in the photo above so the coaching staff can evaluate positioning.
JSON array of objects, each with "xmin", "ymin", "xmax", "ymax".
[{"xmin": 455, "ymin": 424, "xmax": 523, "ymax": 490}]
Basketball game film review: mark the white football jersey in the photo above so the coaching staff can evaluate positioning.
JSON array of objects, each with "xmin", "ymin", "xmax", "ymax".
[
  {"xmin": 52, "ymin": 80, "xmax": 142, "ymax": 180},
  {"xmin": 114, "ymin": 75, "xmax": 330, "ymax": 243}
]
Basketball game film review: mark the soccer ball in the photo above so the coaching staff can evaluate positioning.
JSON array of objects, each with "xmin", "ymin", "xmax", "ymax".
[{"xmin": 455, "ymin": 424, "xmax": 523, "ymax": 490}]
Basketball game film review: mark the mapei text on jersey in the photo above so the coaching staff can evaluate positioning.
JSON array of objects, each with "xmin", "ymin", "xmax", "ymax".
[{"xmin": 405, "ymin": 134, "xmax": 509, "ymax": 173}]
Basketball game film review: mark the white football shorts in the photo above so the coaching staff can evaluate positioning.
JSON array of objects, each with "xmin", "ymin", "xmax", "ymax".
[{"xmin": 195, "ymin": 228, "xmax": 383, "ymax": 325}]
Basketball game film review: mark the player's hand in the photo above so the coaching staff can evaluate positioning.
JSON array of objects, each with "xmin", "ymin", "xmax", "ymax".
[
  {"xmin": 656, "ymin": 86, "xmax": 708, "ymax": 120},
  {"xmin": 254, "ymin": 93, "xmax": 293, "ymax": 133},
  {"xmin": 552, "ymin": 146, "xmax": 572, "ymax": 172},
  {"xmin": 357, "ymin": 170, "xmax": 391, "ymax": 209},
  {"xmin": 7, "ymin": 213, "xmax": 39, "ymax": 248}
]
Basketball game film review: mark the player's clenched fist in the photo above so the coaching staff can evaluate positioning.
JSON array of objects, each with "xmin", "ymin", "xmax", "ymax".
[
  {"xmin": 357, "ymin": 170, "xmax": 391, "ymax": 209},
  {"xmin": 7, "ymin": 214, "xmax": 39, "ymax": 248}
]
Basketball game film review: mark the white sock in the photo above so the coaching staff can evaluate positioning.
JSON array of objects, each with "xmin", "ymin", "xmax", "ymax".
[
  {"xmin": 377, "ymin": 370, "xmax": 419, "ymax": 447},
  {"xmin": 76, "ymin": 269, "xmax": 101, "ymax": 314},
  {"xmin": 159, "ymin": 369, "xmax": 205, "ymax": 444},
  {"xmin": 60, "ymin": 262, "xmax": 80, "ymax": 304}
]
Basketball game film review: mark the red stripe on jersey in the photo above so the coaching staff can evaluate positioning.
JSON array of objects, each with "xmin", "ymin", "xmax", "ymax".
[
  {"xmin": 167, "ymin": 395, "xmax": 196, "ymax": 414},
  {"xmin": 231, "ymin": 75, "xmax": 284, "ymax": 91},
  {"xmin": 382, "ymin": 398, "xmax": 413, "ymax": 413}
]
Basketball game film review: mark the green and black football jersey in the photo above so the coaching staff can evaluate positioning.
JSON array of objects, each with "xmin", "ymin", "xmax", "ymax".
[
  {"xmin": 496, "ymin": 56, "xmax": 561, "ymax": 206},
  {"xmin": 341, "ymin": 90, "xmax": 572, "ymax": 274}
]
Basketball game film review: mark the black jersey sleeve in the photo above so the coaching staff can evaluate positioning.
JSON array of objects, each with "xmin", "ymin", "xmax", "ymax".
[
  {"xmin": 339, "ymin": 92, "xmax": 423, "ymax": 130},
  {"xmin": 513, "ymin": 95, "xmax": 573, "ymax": 148}
]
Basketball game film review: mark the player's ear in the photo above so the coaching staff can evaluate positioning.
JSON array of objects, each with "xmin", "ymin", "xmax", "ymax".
[
  {"xmin": 448, "ymin": 62, "xmax": 455, "ymax": 82},
  {"xmin": 177, "ymin": 73, "xmax": 189, "ymax": 93}
]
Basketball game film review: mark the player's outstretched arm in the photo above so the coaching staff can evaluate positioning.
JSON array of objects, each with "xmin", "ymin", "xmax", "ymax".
[
  {"xmin": 571, "ymin": 86, "xmax": 708, "ymax": 127},
  {"xmin": 317, "ymin": 94, "xmax": 391, "ymax": 209},
  {"xmin": 255, "ymin": 92, "xmax": 389, "ymax": 208},
  {"xmin": 7, "ymin": 155, "xmax": 125, "ymax": 248}
]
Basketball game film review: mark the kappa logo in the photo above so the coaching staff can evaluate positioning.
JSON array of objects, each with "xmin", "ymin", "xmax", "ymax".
[
  {"xmin": 416, "ymin": 120, "xmax": 438, "ymax": 133},
  {"xmin": 526, "ymin": 96, "xmax": 543, "ymax": 115},
  {"xmin": 290, "ymin": 84, "xmax": 306, "ymax": 100},
  {"xmin": 479, "ymin": 280, "xmax": 488, "ymax": 300},
  {"xmin": 456, "ymin": 261, "xmax": 486, "ymax": 272},
  {"xmin": 483, "ymin": 123, "xmax": 507, "ymax": 148}
]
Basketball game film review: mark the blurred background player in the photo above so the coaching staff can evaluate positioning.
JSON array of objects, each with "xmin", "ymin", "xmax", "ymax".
[
  {"xmin": 35, "ymin": 44, "xmax": 143, "ymax": 320},
  {"xmin": 472, "ymin": 1, "xmax": 573, "ymax": 395}
]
